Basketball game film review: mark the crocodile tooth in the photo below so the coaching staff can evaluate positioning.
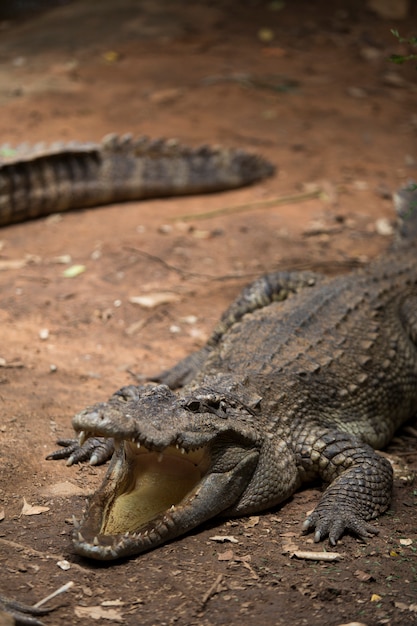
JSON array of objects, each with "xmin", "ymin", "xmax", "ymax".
[
  {"xmin": 77, "ymin": 532, "xmax": 85, "ymax": 543},
  {"xmin": 72, "ymin": 515, "xmax": 80, "ymax": 529},
  {"xmin": 93, "ymin": 536, "xmax": 99, "ymax": 546},
  {"xmin": 180, "ymin": 447, "xmax": 186, "ymax": 455},
  {"xmin": 136, "ymin": 441, "xmax": 141, "ymax": 449}
]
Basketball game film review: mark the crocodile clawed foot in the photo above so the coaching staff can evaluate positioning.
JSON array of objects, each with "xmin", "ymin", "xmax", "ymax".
[
  {"xmin": 46, "ymin": 436, "xmax": 115, "ymax": 466},
  {"xmin": 302, "ymin": 508, "xmax": 380, "ymax": 546}
]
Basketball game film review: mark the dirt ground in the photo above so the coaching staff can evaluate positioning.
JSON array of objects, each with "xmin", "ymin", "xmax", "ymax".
[{"xmin": 0, "ymin": 1, "xmax": 417, "ymax": 624}]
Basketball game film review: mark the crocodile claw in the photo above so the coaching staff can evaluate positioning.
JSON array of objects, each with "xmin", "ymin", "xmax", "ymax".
[
  {"xmin": 302, "ymin": 509, "xmax": 380, "ymax": 545},
  {"xmin": 46, "ymin": 436, "xmax": 115, "ymax": 466}
]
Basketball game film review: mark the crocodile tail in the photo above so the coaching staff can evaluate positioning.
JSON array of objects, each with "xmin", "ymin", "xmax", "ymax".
[
  {"xmin": 394, "ymin": 181, "xmax": 417, "ymax": 241},
  {"xmin": 0, "ymin": 134, "xmax": 275, "ymax": 227}
]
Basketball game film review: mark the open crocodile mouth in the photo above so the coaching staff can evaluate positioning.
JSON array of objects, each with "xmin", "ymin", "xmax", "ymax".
[
  {"xmin": 73, "ymin": 438, "xmax": 214, "ymax": 559},
  {"xmin": 101, "ymin": 441, "xmax": 210, "ymax": 535}
]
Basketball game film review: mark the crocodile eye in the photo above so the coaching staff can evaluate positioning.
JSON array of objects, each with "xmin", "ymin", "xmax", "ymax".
[
  {"xmin": 114, "ymin": 385, "xmax": 141, "ymax": 403},
  {"xmin": 185, "ymin": 400, "xmax": 201, "ymax": 412}
]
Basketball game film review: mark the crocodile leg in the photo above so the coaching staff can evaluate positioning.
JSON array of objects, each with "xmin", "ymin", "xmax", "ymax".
[
  {"xmin": 152, "ymin": 270, "xmax": 322, "ymax": 389},
  {"xmin": 46, "ymin": 435, "xmax": 115, "ymax": 466},
  {"xmin": 0, "ymin": 595, "xmax": 51, "ymax": 626},
  {"xmin": 295, "ymin": 428, "xmax": 393, "ymax": 545}
]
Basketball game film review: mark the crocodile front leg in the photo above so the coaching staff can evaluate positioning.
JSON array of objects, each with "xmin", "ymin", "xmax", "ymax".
[
  {"xmin": 0, "ymin": 594, "xmax": 52, "ymax": 626},
  {"xmin": 294, "ymin": 428, "xmax": 393, "ymax": 545},
  {"xmin": 152, "ymin": 270, "xmax": 322, "ymax": 389},
  {"xmin": 46, "ymin": 385, "xmax": 144, "ymax": 465}
]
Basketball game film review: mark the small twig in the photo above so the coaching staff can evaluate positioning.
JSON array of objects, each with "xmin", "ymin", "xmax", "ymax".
[
  {"xmin": 200, "ymin": 574, "xmax": 224, "ymax": 609},
  {"xmin": 0, "ymin": 357, "xmax": 25, "ymax": 368},
  {"xmin": 174, "ymin": 189, "xmax": 322, "ymax": 222},
  {"xmin": 123, "ymin": 245, "xmax": 225, "ymax": 279},
  {"xmin": 33, "ymin": 581, "xmax": 74, "ymax": 608},
  {"xmin": 123, "ymin": 246, "xmax": 260, "ymax": 281},
  {"xmin": 124, "ymin": 246, "xmax": 362, "ymax": 284},
  {"xmin": 239, "ymin": 559, "xmax": 260, "ymax": 580},
  {"xmin": 292, "ymin": 550, "xmax": 342, "ymax": 561}
]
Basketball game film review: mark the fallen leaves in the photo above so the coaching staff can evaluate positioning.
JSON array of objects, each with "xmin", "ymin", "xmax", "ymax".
[
  {"xmin": 399, "ymin": 538, "xmax": 413, "ymax": 546},
  {"xmin": 394, "ymin": 601, "xmax": 417, "ymax": 613},
  {"xmin": 21, "ymin": 497, "xmax": 50, "ymax": 516},
  {"xmin": 217, "ymin": 548, "xmax": 234, "ymax": 561},
  {"xmin": 354, "ymin": 570, "xmax": 375, "ymax": 583},
  {"xmin": 74, "ymin": 605, "xmax": 124, "ymax": 622},
  {"xmin": 215, "ymin": 549, "xmax": 259, "ymax": 580}
]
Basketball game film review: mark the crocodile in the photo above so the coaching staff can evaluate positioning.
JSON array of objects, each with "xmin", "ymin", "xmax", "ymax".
[
  {"xmin": 45, "ymin": 184, "xmax": 417, "ymax": 561},
  {"xmin": 0, "ymin": 133, "xmax": 275, "ymax": 624},
  {"xmin": 0, "ymin": 134, "xmax": 274, "ymax": 226}
]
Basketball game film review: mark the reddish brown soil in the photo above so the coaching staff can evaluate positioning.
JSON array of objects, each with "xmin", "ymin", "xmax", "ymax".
[{"xmin": 0, "ymin": 1, "xmax": 417, "ymax": 625}]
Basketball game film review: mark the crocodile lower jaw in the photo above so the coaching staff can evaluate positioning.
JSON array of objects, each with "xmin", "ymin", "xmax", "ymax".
[{"xmin": 73, "ymin": 441, "xmax": 211, "ymax": 560}]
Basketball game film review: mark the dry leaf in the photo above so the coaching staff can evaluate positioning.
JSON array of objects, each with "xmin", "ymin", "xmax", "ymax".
[
  {"xmin": 21, "ymin": 497, "xmax": 50, "ymax": 516},
  {"xmin": 370, "ymin": 593, "xmax": 382, "ymax": 602},
  {"xmin": 217, "ymin": 549, "xmax": 234, "ymax": 561},
  {"xmin": 282, "ymin": 539, "xmax": 299, "ymax": 555},
  {"xmin": 74, "ymin": 605, "xmax": 124, "ymax": 622},
  {"xmin": 399, "ymin": 538, "xmax": 413, "ymax": 546},
  {"xmin": 209, "ymin": 535, "xmax": 238, "ymax": 543},
  {"xmin": 354, "ymin": 570, "xmax": 375, "ymax": 583},
  {"xmin": 245, "ymin": 516, "xmax": 260, "ymax": 528},
  {"xmin": 129, "ymin": 292, "xmax": 179, "ymax": 308}
]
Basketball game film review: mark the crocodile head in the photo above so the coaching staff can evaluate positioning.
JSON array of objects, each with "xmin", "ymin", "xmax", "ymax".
[{"xmin": 70, "ymin": 377, "xmax": 271, "ymax": 560}]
